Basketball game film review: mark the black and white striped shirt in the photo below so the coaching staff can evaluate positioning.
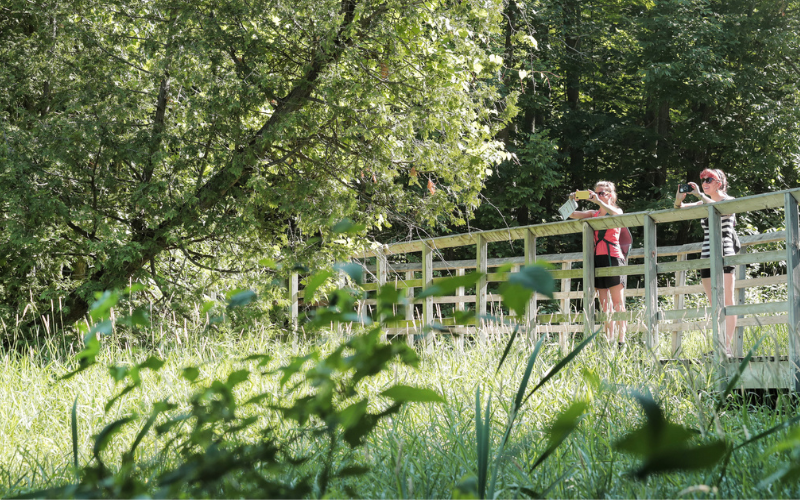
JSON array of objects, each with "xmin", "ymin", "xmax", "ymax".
[{"xmin": 699, "ymin": 196, "xmax": 737, "ymax": 258}]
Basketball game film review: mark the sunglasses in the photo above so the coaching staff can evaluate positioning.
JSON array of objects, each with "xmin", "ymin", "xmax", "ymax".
[
  {"xmin": 700, "ymin": 177, "xmax": 717, "ymax": 184},
  {"xmin": 596, "ymin": 191, "xmax": 609, "ymax": 196}
]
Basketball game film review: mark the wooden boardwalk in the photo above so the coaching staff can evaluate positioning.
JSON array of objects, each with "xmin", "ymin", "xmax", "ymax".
[{"xmin": 290, "ymin": 188, "xmax": 800, "ymax": 391}]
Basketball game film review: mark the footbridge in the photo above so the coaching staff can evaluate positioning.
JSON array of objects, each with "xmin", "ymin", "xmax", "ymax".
[{"xmin": 290, "ymin": 188, "xmax": 800, "ymax": 391}]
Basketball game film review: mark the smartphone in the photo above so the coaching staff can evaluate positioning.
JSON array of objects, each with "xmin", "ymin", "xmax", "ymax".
[
  {"xmin": 678, "ymin": 183, "xmax": 693, "ymax": 193},
  {"xmin": 575, "ymin": 190, "xmax": 592, "ymax": 200}
]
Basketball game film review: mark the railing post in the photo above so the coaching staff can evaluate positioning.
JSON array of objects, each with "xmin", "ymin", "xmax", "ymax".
[
  {"xmin": 455, "ymin": 268, "xmax": 465, "ymax": 351},
  {"xmin": 582, "ymin": 223, "xmax": 595, "ymax": 337},
  {"xmin": 289, "ymin": 271, "xmax": 299, "ymax": 334},
  {"xmin": 785, "ymin": 192, "xmax": 800, "ymax": 392},
  {"xmin": 671, "ymin": 253, "xmax": 686, "ymax": 356},
  {"xmin": 560, "ymin": 262, "xmax": 571, "ymax": 353},
  {"xmin": 476, "ymin": 234, "xmax": 488, "ymax": 343},
  {"xmin": 455, "ymin": 268, "xmax": 465, "ymax": 313},
  {"xmin": 405, "ymin": 270, "xmax": 415, "ymax": 346},
  {"xmin": 377, "ymin": 254, "xmax": 388, "ymax": 340},
  {"xmin": 524, "ymin": 229, "xmax": 537, "ymax": 342},
  {"xmin": 708, "ymin": 205, "xmax": 727, "ymax": 374},
  {"xmin": 735, "ymin": 263, "xmax": 746, "ymax": 358},
  {"xmin": 422, "ymin": 242, "xmax": 434, "ymax": 349},
  {"xmin": 644, "ymin": 215, "xmax": 659, "ymax": 350}
]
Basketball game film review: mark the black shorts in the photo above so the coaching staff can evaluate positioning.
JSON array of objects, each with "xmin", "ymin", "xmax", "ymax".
[
  {"xmin": 700, "ymin": 267, "xmax": 734, "ymax": 279},
  {"xmin": 594, "ymin": 255, "xmax": 626, "ymax": 289}
]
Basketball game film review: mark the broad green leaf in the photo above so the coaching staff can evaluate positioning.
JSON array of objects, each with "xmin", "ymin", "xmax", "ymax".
[
  {"xmin": 227, "ymin": 290, "xmax": 257, "ymax": 309},
  {"xmin": 381, "ymin": 384, "xmax": 445, "ymax": 403}
]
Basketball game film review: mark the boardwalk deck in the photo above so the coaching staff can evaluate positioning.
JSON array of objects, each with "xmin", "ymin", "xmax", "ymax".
[{"xmin": 290, "ymin": 188, "xmax": 800, "ymax": 391}]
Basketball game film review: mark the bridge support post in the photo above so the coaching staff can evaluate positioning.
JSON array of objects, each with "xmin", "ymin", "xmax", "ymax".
[
  {"xmin": 735, "ymin": 263, "xmax": 746, "ymax": 358},
  {"xmin": 476, "ymin": 234, "xmax": 488, "ymax": 343},
  {"xmin": 786, "ymin": 193, "xmax": 800, "ymax": 392},
  {"xmin": 582, "ymin": 223, "xmax": 595, "ymax": 338},
  {"xmin": 560, "ymin": 262, "xmax": 571, "ymax": 353},
  {"xmin": 708, "ymin": 206, "xmax": 727, "ymax": 368},
  {"xmin": 644, "ymin": 215, "xmax": 659, "ymax": 350},
  {"xmin": 377, "ymin": 253, "xmax": 388, "ymax": 341},
  {"xmin": 405, "ymin": 270, "xmax": 415, "ymax": 346},
  {"xmin": 671, "ymin": 253, "xmax": 686, "ymax": 356},
  {"xmin": 524, "ymin": 229, "xmax": 537, "ymax": 343},
  {"xmin": 455, "ymin": 268, "xmax": 465, "ymax": 351},
  {"xmin": 289, "ymin": 271, "xmax": 299, "ymax": 334},
  {"xmin": 422, "ymin": 242, "xmax": 434, "ymax": 350}
]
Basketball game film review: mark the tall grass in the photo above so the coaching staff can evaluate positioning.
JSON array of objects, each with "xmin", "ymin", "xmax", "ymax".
[{"xmin": 1, "ymin": 318, "xmax": 799, "ymax": 498}]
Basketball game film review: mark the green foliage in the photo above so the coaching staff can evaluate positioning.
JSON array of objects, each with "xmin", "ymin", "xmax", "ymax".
[
  {"xmin": 0, "ymin": 0, "xmax": 516, "ymax": 334},
  {"xmin": 615, "ymin": 393, "xmax": 727, "ymax": 479}
]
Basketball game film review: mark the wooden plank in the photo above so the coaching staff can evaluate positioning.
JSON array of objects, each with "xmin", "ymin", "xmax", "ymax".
[
  {"xmin": 595, "ymin": 264, "xmax": 645, "ymax": 277},
  {"xmin": 476, "ymin": 234, "xmax": 488, "ymax": 341},
  {"xmin": 786, "ymin": 192, "xmax": 800, "ymax": 392},
  {"xmin": 709, "ymin": 205, "xmax": 727, "ymax": 366},
  {"xmin": 644, "ymin": 215, "xmax": 659, "ymax": 349},
  {"xmin": 525, "ymin": 229, "xmax": 537, "ymax": 339},
  {"xmin": 734, "ymin": 275, "xmax": 786, "ymax": 289},
  {"xmin": 364, "ymin": 231, "xmax": 784, "ymax": 273},
  {"xmin": 657, "ymin": 258, "xmax": 710, "ymax": 274},
  {"xmin": 405, "ymin": 270, "xmax": 415, "ymax": 334},
  {"xmin": 455, "ymin": 268, "xmax": 465, "ymax": 312},
  {"xmin": 422, "ymin": 243, "xmax": 434, "ymax": 349},
  {"xmin": 735, "ymin": 263, "xmax": 746, "ymax": 358},
  {"xmin": 726, "ymin": 301, "xmax": 788, "ymax": 316},
  {"xmin": 289, "ymin": 272, "xmax": 299, "ymax": 332},
  {"xmin": 550, "ymin": 268, "xmax": 584, "ymax": 280},
  {"xmin": 652, "ymin": 314, "xmax": 788, "ymax": 333},
  {"xmin": 582, "ymin": 222, "xmax": 596, "ymax": 337},
  {"xmin": 672, "ymin": 253, "xmax": 687, "ymax": 356},
  {"xmin": 725, "ymin": 250, "xmax": 787, "ymax": 266},
  {"xmin": 560, "ymin": 261, "xmax": 571, "ymax": 352}
]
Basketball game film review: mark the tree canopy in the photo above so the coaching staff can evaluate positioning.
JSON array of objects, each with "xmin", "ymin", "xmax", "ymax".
[{"xmin": 0, "ymin": 0, "xmax": 516, "ymax": 328}]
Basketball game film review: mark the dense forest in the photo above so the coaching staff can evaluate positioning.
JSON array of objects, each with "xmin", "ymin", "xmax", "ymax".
[{"xmin": 1, "ymin": 0, "xmax": 798, "ymax": 331}]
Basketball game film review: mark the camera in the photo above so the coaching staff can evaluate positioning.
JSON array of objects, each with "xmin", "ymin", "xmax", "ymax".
[
  {"xmin": 575, "ymin": 190, "xmax": 592, "ymax": 200},
  {"xmin": 678, "ymin": 183, "xmax": 693, "ymax": 193}
]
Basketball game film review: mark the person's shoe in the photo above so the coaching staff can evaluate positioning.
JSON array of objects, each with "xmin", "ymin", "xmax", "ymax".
[{"xmin": 617, "ymin": 341, "xmax": 627, "ymax": 350}]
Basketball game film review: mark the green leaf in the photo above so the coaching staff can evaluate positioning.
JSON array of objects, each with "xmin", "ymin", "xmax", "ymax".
[
  {"xmin": 93, "ymin": 416, "xmax": 135, "ymax": 459},
  {"xmin": 531, "ymin": 401, "xmax": 587, "ymax": 470},
  {"xmin": 71, "ymin": 397, "xmax": 79, "ymax": 470},
  {"xmin": 181, "ymin": 367, "xmax": 200, "ymax": 382},
  {"xmin": 89, "ymin": 290, "xmax": 120, "ymax": 321},
  {"xmin": 227, "ymin": 290, "xmax": 257, "ymax": 309},
  {"xmin": 381, "ymin": 384, "xmax": 445, "ymax": 403},
  {"xmin": 304, "ymin": 270, "xmax": 333, "ymax": 302},
  {"xmin": 334, "ymin": 262, "xmax": 364, "ymax": 285},
  {"xmin": 415, "ymin": 272, "xmax": 483, "ymax": 300},
  {"xmin": 332, "ymin": 218, "xmax": 366, "ymax": 234}
]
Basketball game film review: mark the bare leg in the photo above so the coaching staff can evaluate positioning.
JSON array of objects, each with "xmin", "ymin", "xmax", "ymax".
[
  {"xmin": 597, "ymin": 288, "xmax": 612, "ymax": 342},
  {"xmin": 609, "ymin": 283, "xmax": 626, "ymax": 343}
]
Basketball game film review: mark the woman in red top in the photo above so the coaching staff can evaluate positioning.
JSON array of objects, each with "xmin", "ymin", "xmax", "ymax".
[{"xmin": 569, "ymin": 181, "xmax": 627, "ymax": 347}]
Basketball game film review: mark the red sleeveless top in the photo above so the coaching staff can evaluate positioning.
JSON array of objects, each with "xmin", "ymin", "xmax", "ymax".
[{"xmin": 592, "ymin": 210, "xmax": 624, "ymax": 259}]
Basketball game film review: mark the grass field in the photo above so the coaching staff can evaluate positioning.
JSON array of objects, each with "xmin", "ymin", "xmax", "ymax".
[{"xmin": 1, "ymin": 318, "xmax": 799, "ymax": 499}]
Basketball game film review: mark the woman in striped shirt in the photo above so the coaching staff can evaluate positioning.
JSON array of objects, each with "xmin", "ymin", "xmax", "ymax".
[{"xmin": 674, "ymin": 169, "xmax": 738, "ymax": 357}]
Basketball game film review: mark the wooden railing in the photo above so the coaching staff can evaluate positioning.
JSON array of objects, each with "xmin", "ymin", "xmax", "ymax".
[{"xmin": 289, "ymin": 188, "xmax": 800, "ymax": 388}]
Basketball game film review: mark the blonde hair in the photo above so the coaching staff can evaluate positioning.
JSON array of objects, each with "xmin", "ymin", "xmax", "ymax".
[{"xmin": 594, "ymin": 181, "xmax": 619, "ymax": 207}]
